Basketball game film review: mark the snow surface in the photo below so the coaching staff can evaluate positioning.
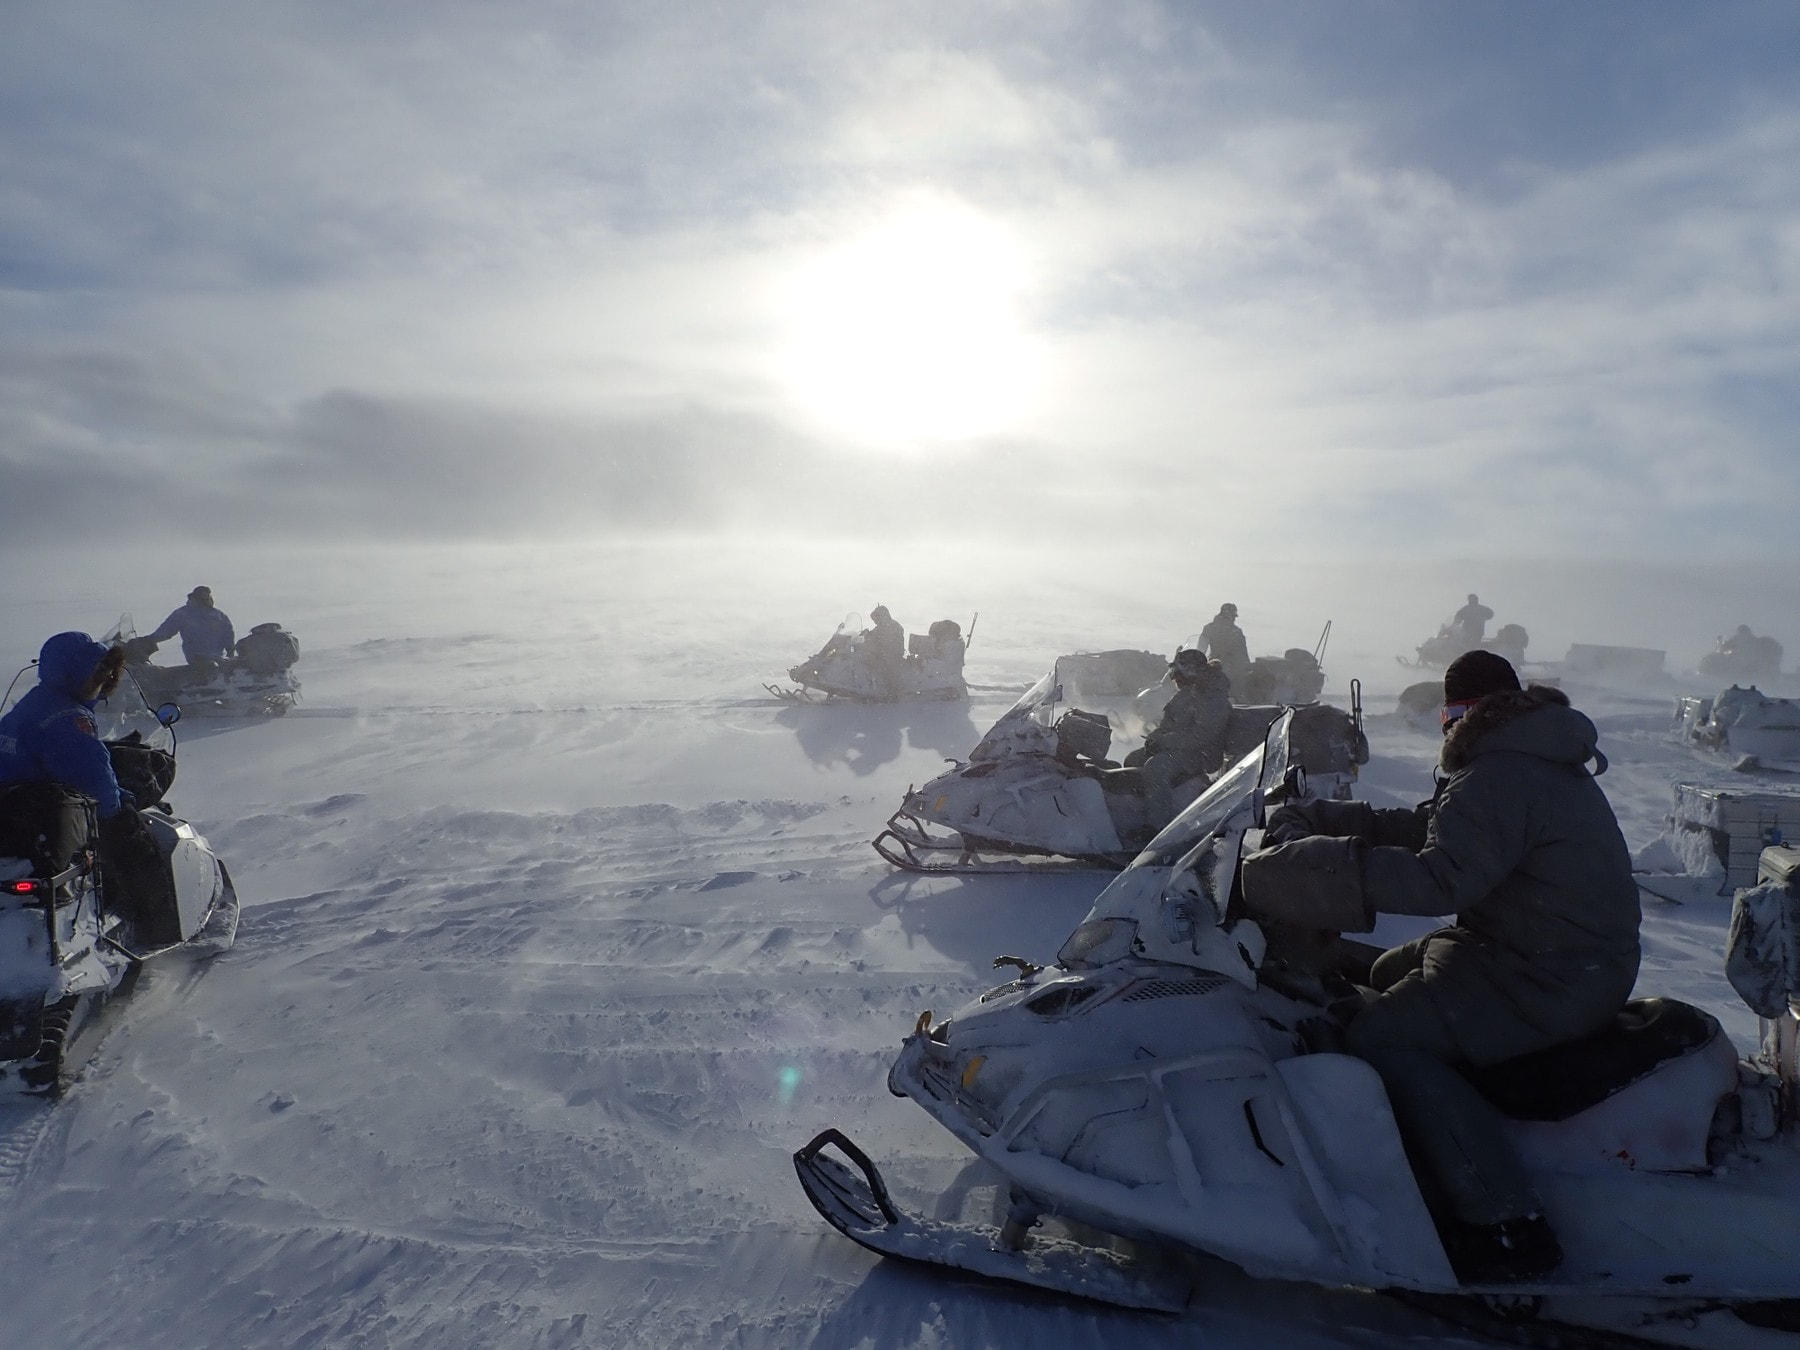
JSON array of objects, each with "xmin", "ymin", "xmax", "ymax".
[{"xmin": 0, "ymin": 539, "xmax": 1789, "ymax": 1348}]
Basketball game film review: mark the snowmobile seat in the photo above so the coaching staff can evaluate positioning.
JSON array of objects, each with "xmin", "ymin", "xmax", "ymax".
[
  {"xmin": 0, "ymin": 781, "xmax": 95, "ymax": 881},
  {"xmin": 1460, "ymin": 998, "xmax": 1723, "ymax": 1122}
]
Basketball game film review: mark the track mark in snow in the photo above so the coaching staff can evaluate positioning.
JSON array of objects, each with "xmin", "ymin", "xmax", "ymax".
[
  {"xmin": 0, "ymin": 1104, "xmax": 58, "ymax": 1205},
  {"xmin": 698, "ymin": 871, "xmax": 759, "ymax": 891}
]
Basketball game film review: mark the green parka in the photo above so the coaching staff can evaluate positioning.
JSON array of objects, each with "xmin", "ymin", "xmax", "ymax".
[{"xmin": 1242, "ymin": 685, "xmax": 1641, "ymax": 1060}]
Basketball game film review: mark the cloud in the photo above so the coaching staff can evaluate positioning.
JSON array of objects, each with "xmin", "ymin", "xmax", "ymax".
[{"xmin": 3, "ymin": 2, "xmax": 1797, "ymax": 559}]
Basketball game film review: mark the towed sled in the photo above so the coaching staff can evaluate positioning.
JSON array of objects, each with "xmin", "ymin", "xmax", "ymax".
[
  {"xmin": 804, "ymin": 712, "xmax": 1800, "ymax": 1345},
  {"xmin": 0, "ymin": 668, "xmax": 239, "ymax": 1097},
  {"xmin": 1675, "ymin": 686, "xmax": 1800, "ymax": 775},
  {"xmin": 872, "ymin": 651, "xmax": 1365, "ymax": 874},
  {"xmin": 108, "ymin": 615, "xmax": 301, "ymax": 717},
  {"xmin": 769, "ymin": 614, "xmax": 968, "ymax": 703}
]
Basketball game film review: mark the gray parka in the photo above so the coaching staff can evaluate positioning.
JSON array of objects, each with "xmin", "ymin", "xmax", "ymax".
[{"xmin": 1242, "ymin": 685, "xmax": 1641, "ymax": 1058}]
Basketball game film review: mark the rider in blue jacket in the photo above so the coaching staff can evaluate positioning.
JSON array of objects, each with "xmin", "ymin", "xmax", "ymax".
[
  {"xmin": 146, "ymin": 586, "xmax": 235, "ymax": 663},
  {"xmin": 0, "ymin": 631, "xmax": 128, "ymax": 816},
  {"xmin": 0, "ymin": 631, "xmax": 176, "ymax": 940}
]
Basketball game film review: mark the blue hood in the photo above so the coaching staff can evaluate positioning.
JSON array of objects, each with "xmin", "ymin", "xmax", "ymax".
[{"xmin": 37, "ymin": 631, "xmax": 110, "ymax": 697}]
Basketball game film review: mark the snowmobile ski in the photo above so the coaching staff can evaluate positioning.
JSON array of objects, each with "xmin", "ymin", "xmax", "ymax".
[
  {"xmin": 792, "ymin": 1129, "xmax": 1190, "ymax": 1313},
  {"xmin": 871, "ymin": 815, "xmax": 1126, "ymax": 875}
]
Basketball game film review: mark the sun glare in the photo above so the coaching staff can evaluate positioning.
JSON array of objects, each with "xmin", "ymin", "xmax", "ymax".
[{"xmin": 778, "ymin": 198, "xmax": 1041, "ymax": 445}]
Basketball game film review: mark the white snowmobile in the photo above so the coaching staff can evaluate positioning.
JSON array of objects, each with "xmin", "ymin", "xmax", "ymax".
[
  {"xmin": 802, "ymin": 712, "xmax": 1800, "ymax": 1344},
  {"xmin": 769, "ymin": 614, "xmax": 969, "ymax": 703},
  {"xmin": 872, "ymin": 651, "xmax": 1366, "ymax": 873},
  {"xmin": 0, "ymin": 667, "xmax": 239, "ymax": 1098},
  {"xmin": 107, "ymin": 614, "xmax": 301, "ymax": 717},
  {"xmin": 1675, "ymin": 686, "xmax": 1800, "ymax": 775}
]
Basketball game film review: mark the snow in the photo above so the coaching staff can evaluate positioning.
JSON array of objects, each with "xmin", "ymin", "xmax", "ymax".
[{"xmin": 0, "ymin": 537, "xmax": 1790, "ymax": 1347}]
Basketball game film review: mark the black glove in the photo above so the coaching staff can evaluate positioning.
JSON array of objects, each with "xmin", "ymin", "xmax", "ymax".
[{"xmin": 1262, "ymin": 802, "xmax": 1318, "ymax": 846}]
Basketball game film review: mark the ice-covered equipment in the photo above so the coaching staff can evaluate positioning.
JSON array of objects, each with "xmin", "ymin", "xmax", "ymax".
[
  {"xmin": 769, "ymin": 613, "xmax": 968, "ymax": 703},
  {"xmin": 0, "ymin": 666, "xmax": 239, "ymax": 1097},
  {"xmin": 872, "ymin": 651, "xmax": 1366, "ymax": 873},
  {"xmin": 1675, "ymin": 686, "xmax": 1800, "ymax": 775},
  {"xmin": 804, "ymin": 714, "xmax": 1800, "ymax": 1340},
  {"xmin": 110, "ymin": 614, "xmax": 301, "ymax": 717}
]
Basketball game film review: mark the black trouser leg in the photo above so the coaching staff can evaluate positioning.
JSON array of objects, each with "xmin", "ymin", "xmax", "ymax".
[{"xmin": 97, "ymin": 808, "xmax": 181, "ymax": 947}]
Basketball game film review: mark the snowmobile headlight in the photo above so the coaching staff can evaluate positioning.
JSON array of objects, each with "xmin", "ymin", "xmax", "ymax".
[{"xmin": 1057, "ymin": 918, "xmax": 1138, "ymax": 970}]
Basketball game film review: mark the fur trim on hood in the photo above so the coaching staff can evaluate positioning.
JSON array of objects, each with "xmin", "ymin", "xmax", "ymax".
[{"xmin": 1442, "ymin": 683, "xmax": 1603, "ymax": 774}]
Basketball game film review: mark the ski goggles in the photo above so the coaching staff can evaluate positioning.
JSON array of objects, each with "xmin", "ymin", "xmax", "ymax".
[{"xmin": 1440, "ymin": 698, "xmax": 1481, "ymax": 729}]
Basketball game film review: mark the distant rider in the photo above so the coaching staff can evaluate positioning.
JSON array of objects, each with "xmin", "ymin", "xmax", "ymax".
[
  {"xmin": 1200, "ymin": 604, "xmax": 1250, "ymax": 691},
  {"xmin": 1452, "ymin": 593, "xmax": 1493, "ymax": 645},
  {"xmin": 0, "ymin": 632, "xmax": 180, "ymax": 943},
  {"xmin": 146, "ymin": 585, "xmax": 235, "ymax": 665},
  {"xmin": 1136, "ymin": 649, "xmax": 1232, "ymax": 831},
  {"xmin": 863, "ymin": 606, "xmax": 907, "ymax": 699},
  {"xmin": 1240, "ymin": 650, "xmax": 1640, "ymax": 1283}
]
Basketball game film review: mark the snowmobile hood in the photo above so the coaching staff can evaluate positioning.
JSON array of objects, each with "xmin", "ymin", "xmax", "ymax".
[
  {"xmin": 1442, "ymin": 684, "xmax": 1603, "ymax": 774},
  {"xmin": 37, "ymin": 631, "xmax": 111, "ymax": 700}
]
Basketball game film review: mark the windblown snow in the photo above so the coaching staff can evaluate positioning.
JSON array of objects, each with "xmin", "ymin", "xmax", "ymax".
[{"xmin": 0, "ymin": 539, "xmax": 1792, "ymax": 1349}]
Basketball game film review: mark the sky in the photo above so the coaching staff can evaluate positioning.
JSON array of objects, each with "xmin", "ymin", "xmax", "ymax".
[{"xmin": 3, "ymin": 1, "xmax": 1798, "ymax": 557}]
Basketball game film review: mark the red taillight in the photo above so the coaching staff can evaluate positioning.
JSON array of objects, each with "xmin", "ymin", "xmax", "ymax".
[{"xmin": 7, "ymin": 880, "xmax": 37, "ymax": 894}]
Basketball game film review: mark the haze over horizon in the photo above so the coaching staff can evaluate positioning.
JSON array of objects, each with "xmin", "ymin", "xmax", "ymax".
[{"xmin": 4, "ymin": 2, "xmax": 1797, "ymax": 560}]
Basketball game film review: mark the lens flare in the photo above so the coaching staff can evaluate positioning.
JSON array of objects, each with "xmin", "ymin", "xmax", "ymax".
[{"xmin": 777, "ymin": 1064, "xmax": 803, "ymax": 1104}]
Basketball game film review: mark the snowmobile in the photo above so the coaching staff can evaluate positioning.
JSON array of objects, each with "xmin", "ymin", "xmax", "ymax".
[
  {"xmin": 107, "ymin": 615, "xmax": 301, "ymax": 717},
  {"xmin": 801, "ymin": 711, "xmax": 1800, "ymax": 1343},
  {"xmin": 0, "ymin": 665, "xmax": 239, "ymax": 1098},
  {"xmin": 769, "ymin": 614, "xmax": 968, "ymax": 703},
  {"xmin": 1701, "ymin": 631, "xmax": 1785, "ymax": 688},
  {"xmin": 1402, "ymin": 622, "xmax": 1529, "ymax": 672},
  {"xmin": 872, "ymin": 650, "xmax": 1366, "ymax": 873},
  {"xmin": 1228, "ymin": 621, "xmax": 1334, "ymax": 707},
  {"xmin": 1675, "ymin": 686, "xmax": 1800, "ymax": 775}
]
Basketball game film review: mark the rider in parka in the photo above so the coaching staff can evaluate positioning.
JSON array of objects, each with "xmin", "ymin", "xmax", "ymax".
[
  {"xmin": 0, "ymin": 632, "xmax": 130, "ymax": 815},
  {"xmin": 1136, "ymin": 649, "xmax": 1231, "ymax": 830},
  {"xmin": 1240, "ymin": 649, "xmax": 1640, "ymax": 1283},
  {"xmin": 146, "ymin": 585, "xmax": 235, "ymax": 664},
  {"xmin": 0, "ymin": 632, "xmax": 180, "ymax": 943},
  {"xmin": 863, "ymin": 606, "xmax": 906, "ymax": 699},
  {"xmin": 1200, "ymin": 604, "xmax": 1250, "ymax": 691}
]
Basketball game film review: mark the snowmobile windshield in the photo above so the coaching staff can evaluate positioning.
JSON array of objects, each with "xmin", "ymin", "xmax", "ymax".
[
  {"xmin": 95, "ymin": 669, "xmax": 176, "ymax": 753},
  {"xmin": 971, "ymin": 651, "xmax": 1170, "ymax": 760},
  {"xmin": 1057, "ymin": 710, "xmax": 1293, "ymax": 974}
]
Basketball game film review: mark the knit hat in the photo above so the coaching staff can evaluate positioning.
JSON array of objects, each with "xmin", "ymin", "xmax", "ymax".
[{"xmin": 1443, "ymin": 649, "xmax": 1521, "ymax": 704}]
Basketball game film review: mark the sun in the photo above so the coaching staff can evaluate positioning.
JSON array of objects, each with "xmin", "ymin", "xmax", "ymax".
[{"xmin": 777, "ymin": 196, "xmax": 1042, "ymax": 444}]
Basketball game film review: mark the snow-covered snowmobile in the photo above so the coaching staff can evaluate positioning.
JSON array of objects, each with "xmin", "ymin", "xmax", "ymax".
[
  {"xmin": 1700, "ymin": 630, "xmax": 1785, "ymax": 687},
  {"xmin": 1675, "ymin": 686, "xmax": 1800, "ymax": 775},
  {"xmin": 769, "ymin": 614, "xmax": 968, "ymax": 703},
  {"xmin": 1403, "ymin": 622, "xmax": 1528, "ymax": 672},
  {"xmin": 800, "ymin": 712, "xmax": 1800, "ymax": 1343},
  {"xmin": 0, "ymin": 667, "xmax": 239, "ymax": 1097},
  {"xmin": 109, "ymin": 615, "xmax": 301, "ymax": 717},
  {"xmin": 872, "ymin": 651, "xmax": 1366, "ymax": 873}
]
